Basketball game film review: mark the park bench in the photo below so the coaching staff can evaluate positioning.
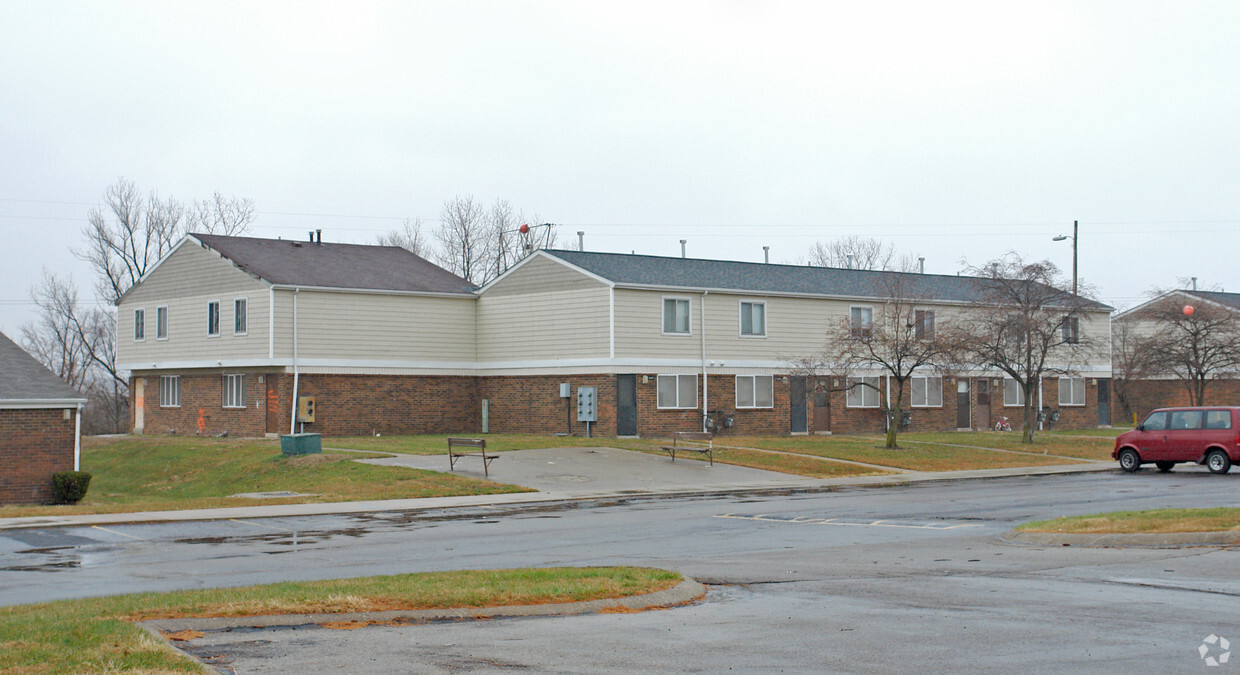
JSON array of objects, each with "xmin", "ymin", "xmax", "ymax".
[
  {"xmin": 661, "ymin": 431, "xmax": 715, "ymax": 466},
  {"xmin": 447, "ymin": 437, "xmax": 498, "ymax": 477}
]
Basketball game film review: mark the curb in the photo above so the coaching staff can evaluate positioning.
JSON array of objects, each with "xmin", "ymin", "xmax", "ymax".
[
  {"xmin": 140, "ymin": 577, "xmax": 707, "ymax": 634},
  {"xmin": 1000, "ymin": 529, "xmax": 1240, "ymax": 548}
]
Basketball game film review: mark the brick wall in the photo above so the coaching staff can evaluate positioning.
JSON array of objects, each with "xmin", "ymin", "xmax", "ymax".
[
  {"xmin": 480, "ymin": 375, "xmax": 615, "ymax": 436},
  {"xmin": 1114, "ymin": 378, "xmax": 1240, "ymax": 425},
  {"xmin": 135, "ymin": 370, "xmax": 272, "ymax": 437},
  {"xmin": 0, "ymin": 408, "xmax": 76, "ymax": 504},
  {"xmin": 294, "ymin": 374, "xmax": 479, "ymax": 436}
]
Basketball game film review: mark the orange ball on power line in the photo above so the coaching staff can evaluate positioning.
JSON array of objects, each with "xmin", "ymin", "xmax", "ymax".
[{"xmin": 1184, "ymin": 305, "xmax": 1195, "ymax": 316}]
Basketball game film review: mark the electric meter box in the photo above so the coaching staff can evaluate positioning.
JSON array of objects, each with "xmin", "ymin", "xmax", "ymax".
[
  {"xmin": 559, "ymin": 382, "xmax": 571, "ymax": 398},
  {"xmin": 297, "ymin": 396, "xmax": 316, "ymax": 423},
  {"xmin": 576, "ymin": 386, "xmax": 597, "ymax": 422}
]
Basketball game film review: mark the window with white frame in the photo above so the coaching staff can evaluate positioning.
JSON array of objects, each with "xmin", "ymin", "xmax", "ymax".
[
  {"xmin": 656, "ymin": 374, "xmax": 698, "ymax": 409},
  {"xmin": 222, "ymin": 374, "xmax": 245, "ymax": 408},
  {"xmin": 914, "ymin": 309, "xmax": 935, "ymax": 340},
  {"xmin": 846, "ymin": 376, "xmax": 881, "ymax": 408},
  {"xmin": 1004, "ymin": 378, "xmax": 1025, "ymax": 406},
  {"xmin": 1062, "ymin": 316, "xmax": 1080, "ymax": 344},
  {"xmin": 207, "ymin": 301, "xmax": 221, "ymax": 337},
  {"xmin": 740, "ymin": 301, "xmax": 766, "ymax": 337},
  {"xmin": 134, "ymin": 308, "xmax": 145, "ymax": 341},
  {"xmin": 736, "ymin": 375, "xmax": 774, "ymax": 408},
  {"xmin": 156, "ymin": 306, "xmax": 169, "ymax": 340},
  {"xmin": 234, "ymin": 298, "xmax": 247, "ymax": 335},
  {"xmin": 159, "ymin": 375, "xmax": 179, "ymax": 407},
  {"xmin": 911, "ymin": 376, "xmax": 943, "ymax": 407},
  {"xmin": 662, "ymin": 297, "xmax": 691, "ymax": 334},
  {"xmin": 850, "ymin": 306, "xmax": 873, "ymax": 339},
  {"xmin": 1058, "ymin": 377, "xmax": 1086, "ymax": 406}
]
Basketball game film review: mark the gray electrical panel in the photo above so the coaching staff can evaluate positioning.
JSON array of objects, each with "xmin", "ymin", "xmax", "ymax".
[{"xmin": 576, "ymin": 386, "xmax": 597, "ymax": 422}]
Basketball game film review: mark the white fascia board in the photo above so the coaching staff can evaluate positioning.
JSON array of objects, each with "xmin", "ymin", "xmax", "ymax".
[
  {"xmin": 0, "ymin": 398, "xmax": 88, "ymax": 409},
  {"xmin": 268, "ymin": 284, "xmax": 476, "ymax": 299}
]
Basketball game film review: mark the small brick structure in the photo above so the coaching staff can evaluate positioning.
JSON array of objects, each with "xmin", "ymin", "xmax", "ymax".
[{"xmin": 0, "ymin": 332, "xmax": 87, "ymax": 504}]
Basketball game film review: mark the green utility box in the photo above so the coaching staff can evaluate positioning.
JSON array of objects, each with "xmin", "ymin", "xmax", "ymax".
[{"xmin": 280, "ymin": 433, "xmax": 322, "ymax": 456}]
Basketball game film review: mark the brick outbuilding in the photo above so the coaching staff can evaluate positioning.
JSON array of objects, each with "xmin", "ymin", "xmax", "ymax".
[{"xmin": 0, "ymin": 332, "xmax": 87, "ymax": 504}]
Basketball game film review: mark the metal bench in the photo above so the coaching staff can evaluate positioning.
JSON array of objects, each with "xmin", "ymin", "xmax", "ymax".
[
  {"xmin": 447, "ymin": 437, "xmax": 498, "ymax": 477},
  {"xmin": 661, "ymin": 431, "xmax": 715, "ymax": 466}
]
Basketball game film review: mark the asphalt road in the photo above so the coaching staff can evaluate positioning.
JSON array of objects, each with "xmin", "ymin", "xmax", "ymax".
[{"xmin": 4, "ymin": 469, "xmax": 1240, "ymax": 673}]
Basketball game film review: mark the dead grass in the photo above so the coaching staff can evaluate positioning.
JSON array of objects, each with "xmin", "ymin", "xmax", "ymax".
[{"xmin": 1018, "ymin": 507, "xmax": 1240, "ymax": 534}]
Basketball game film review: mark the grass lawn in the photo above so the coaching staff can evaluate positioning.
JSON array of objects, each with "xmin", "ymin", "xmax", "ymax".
[
  {"xmin": 1018, "ymin": 507, "xmax": 1240, "ymax": 534},
  {"xmin": 891, "ymin": 431, "xmax": 1116, "ymax": 461},
  {"xmin": 0, "ymin": 566, "xmax": 680, "ymax": 674},
  {"xmin": 721, "ymin": 434, "xmax": 1087, "ymax": 472},
  {"xmin": 0, "ymin": 436, "xmax": 528, "ymax": 519}
]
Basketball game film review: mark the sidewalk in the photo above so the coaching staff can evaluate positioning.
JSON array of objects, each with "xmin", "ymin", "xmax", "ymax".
[{"xmin": 0, "ymin": 445, "xmax": 1115, "ymax": 531}]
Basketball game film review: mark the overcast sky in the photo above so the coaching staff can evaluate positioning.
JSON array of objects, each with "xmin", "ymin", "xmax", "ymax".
[{"xmin": 2, "ymin": 1, "xmax": 1238, "ymax": 335}]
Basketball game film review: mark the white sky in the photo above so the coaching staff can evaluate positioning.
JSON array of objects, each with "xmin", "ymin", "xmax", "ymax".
[{"xmin": 2, "ymin": 0, "xmax": 1238, "ymax": 334}]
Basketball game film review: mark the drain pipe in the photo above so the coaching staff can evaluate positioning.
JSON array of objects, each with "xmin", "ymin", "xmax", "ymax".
[
  {"xmin": 701, "ymin": 290, "xmax": 709, "ymax": 432},
  {"xmin": 289, "ymin": 288, "xmax": 300, "ymax": 434}
]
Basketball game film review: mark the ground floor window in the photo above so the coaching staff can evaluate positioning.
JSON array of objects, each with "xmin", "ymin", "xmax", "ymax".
[
  {"xmin": 159, "ymin": 375, "xmax": 179, "ymax": 407},
  {"xmin": 736, "ymin": 375, "xmax": 774, "ymax": 408},
  {"xmin": 1004, "ymin": 378, "xmax": 1025, "ymax": 407},
  {"xmin": 910, "ymin": 376, "xmax": 942, "ymax": 407},
  {"xmin": 657, "ymin": 374, "xmax": 698, "ymax": 409},
  {"xmin": 222, "ymin": 374, "xmax": 245, "ymax": 408},
  {"xmin": 846, "ymin": 376, "xmax": 881, "ymax": 408},
  {"xmin": 1058, "ymin": 377, "xmax": 1086, "ymax": 406}
]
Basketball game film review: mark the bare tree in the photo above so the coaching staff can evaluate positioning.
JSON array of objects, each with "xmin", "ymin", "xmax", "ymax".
[
  {"xmin": 434, "ymin": 195, "xmax": 489, "ymax": 285},
  {"xmin": 1110, "ymin": 320, "xmax": 1153, "ymax": 423},
  {"xmin": 377, "ymin": 217, "xmax": 430, "ymax": 258},
  {"xmin": 1136, "ymin": 293, "xmax": 1240, "ymax": 406},
  {"xmin": 955, "ymin": 253, "xmax": 1097, "ymax": 442},
  {"xmin": 188, "ymin": 192, "xmax": 255, "ymax": 236},
  {"xmin": 825, "ymin": 272, "xmax": 958, "ymax": 448},
  {"xmin": 807, "ymin": 236, "xmax": 897, "ymax": 270},
  {"xmin": 21, "ymin": 270, "xmax": 93, "ymax": 390}
]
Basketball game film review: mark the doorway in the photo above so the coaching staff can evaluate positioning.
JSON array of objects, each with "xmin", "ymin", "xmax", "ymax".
[
  {"xmin": 790, "ymin": 377, "xmax": 808, "ymax": 433},
  {"xmin": 616, "ymin": 375, "xmax": 638, "ymax": 436},
  {"xmin": 975, "ymin": 379, "xmax": 991, "ymax": 430},
  {"xmin": 265, "ymin": 375, "xmax": 281, "ymax": 435},
  {"xmin": 1097, "ymin": 378, "xmax": 1111, "ymax": 426},
  {"xmin": 955, "ymin": 379, "xmax": 970, "ymax": 429},
  {"xmin": 134, "ymin": 378, "xmax": 145, "ymax": 433},
  {"xmin": 813, "ymin": 390, "xmax": 831, "ymax": 433}
]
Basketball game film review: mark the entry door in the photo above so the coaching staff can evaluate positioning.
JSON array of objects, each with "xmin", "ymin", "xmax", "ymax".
[
  {"xmin": 789, "ymin": 377, "xmax": 808, "ymax": 433},
  {"xmin": 955, "ymin": 379, "xmax": 970, "ymax": 429},
  {"xmin": 1096, "ymin": 378, "xmax": 1111, "ymax": 426},
  {"xmin": 266, "ymin": 375, "xmax": 282, "ymax": 435},
  {"xmin": 134, "ymin": 378, "xmax": 145, "ymax": 433},
  {"xmin": 975, "ymin": 379, "xmax": 991, "ymax": 430},
  {"xmin": 813, "ymin": 391, "xmax": 831, "ymax": 433},
  {"xmin": 616, "ymin": 375, "xmax": 638, "ymax": 436}
]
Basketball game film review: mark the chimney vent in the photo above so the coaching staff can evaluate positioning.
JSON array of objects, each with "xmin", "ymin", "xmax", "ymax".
[
  {"xmin": 577, "ymin": 231, "xmax": 585, "ymax": 252},
  {"xmin": 763, "ymin": 246, "xmax": 770, "ymax": 264},
  {"xmin": 919, "ymin": 257, "xmax": 925, "ymax": 274},
  {"xmin": 680, "ymin": 239, "xmax": 687, "ymax": 259}
]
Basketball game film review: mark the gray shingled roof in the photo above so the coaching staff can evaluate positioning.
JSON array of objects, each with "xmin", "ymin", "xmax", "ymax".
[
  {"xmin": 1187, "ymin": 290, "xmax": 1240, "ymax": 311},
  {"xmin": 544, "ymin": 250, "xmax": 1112, "ymax": 309},
  {"xmin": 193, "ymin": 234, "xmax": 477, "ymax": 294},
  {"xmin": 0, "ymin": 332, "xmax": 87, "ymax": 404}
]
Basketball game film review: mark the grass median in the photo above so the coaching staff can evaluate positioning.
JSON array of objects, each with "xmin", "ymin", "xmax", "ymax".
[
  {"xmin": 718, "ymin": 434, "xmax": 1090, "ymax": 471},
  {"xmin": 1018, "ymin": 507, "xmax": 1240, "ymax": 534},
  {"xmin": 0, "ymin": 566, "xmax": 681, "ymax": 674}
]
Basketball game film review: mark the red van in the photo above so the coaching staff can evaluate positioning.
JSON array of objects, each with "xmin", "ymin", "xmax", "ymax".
[{"xmin": 1113, "ymin": 407, "xmax": 1240, "ymax": 474}]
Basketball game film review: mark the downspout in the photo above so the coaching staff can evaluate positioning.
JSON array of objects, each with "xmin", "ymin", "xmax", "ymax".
[
  {"xmin": 73, "ymin": 403, "xmax": 82, "ymax": 471},
  {"xmin": 289, "ymin": 288, "xmax": 300, "ymax": 434},
  {"xmin": 701, "ymin": 290, "xmax": 708, "ymax": 432}
]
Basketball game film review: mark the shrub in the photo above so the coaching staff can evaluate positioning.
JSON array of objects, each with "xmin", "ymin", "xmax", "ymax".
[{"xmin": 51, "ymin": 471, "xmax": 92, "ymax": 504}]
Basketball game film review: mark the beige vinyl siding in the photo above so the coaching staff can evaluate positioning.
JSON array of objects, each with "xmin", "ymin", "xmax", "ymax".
[
  {"xmin": 477, "ymin": 256, "xmax": 610, "ymax": 362},
  {"xmin": 272, "ymin": 290, "xmax": 476, "ymax": 363},
  {"xmin": 118, "ymin": 242, "xmax": 269, "ymax": 366}
]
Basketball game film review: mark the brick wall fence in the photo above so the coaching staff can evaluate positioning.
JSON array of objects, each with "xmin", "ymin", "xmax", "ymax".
[{"xmin": 0, "ymin": 408, "xmax": 75, "ymax": 504}]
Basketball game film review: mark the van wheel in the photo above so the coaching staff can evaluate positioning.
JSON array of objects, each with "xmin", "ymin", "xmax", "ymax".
[
  {"xmin": 1118, "ymin": 448, "xmax": 1141, "ymax": 472},
  {"xmin": 1206, "ymin": 450, "xmax": 1231, "ymax": 475},
  {"xmin": 1155, "ymin": 462, "xmax": 1175, "ymax": 473}
]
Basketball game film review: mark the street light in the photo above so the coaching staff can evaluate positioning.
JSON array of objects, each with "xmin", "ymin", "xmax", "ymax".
[{"xmin": 1053, "ymin": 220, "xmax": 1078, "ymax": 297}]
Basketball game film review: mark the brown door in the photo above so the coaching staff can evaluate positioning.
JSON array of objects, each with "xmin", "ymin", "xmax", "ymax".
[
  {"xmin": 265, "ymin": 375, "xmax": 281, "ymax": 435},
  {"xmin": 814, "ymin": 391, "xmax": 831, "ymax": 433},
  {"xmin": 955, "ymin": 379, "xmax": 970, "ymax": 429},
  {"xmin": 975, "ymin": 379, "xmax": 991, "ymax": 430}
]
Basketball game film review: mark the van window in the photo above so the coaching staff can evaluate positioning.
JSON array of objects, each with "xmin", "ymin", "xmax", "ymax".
[
  {"xmin": 1169, "ymin": 410, "xmax": 1203, "ymax": 430},
  {"xmin": 1142, "ymin": 412, "xmax": 1168, "ymax": 431},
  {"xmin": 1205, "ymin": 411, "xmax": 1233, "ymax": 430}
]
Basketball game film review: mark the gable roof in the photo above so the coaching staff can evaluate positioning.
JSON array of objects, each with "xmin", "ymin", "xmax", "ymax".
[
  {"xmin": 541, "ymin": 250, "xmax": 1113, "ymax": 310},
  {"xmin": 1114, "ymin": 288, "xmax": 1240, "ymax": 320},
  {"xmin": 192, "ymin": 234, "xmax": 476, "ymax": 295},
  {"xmin": 0, "ymin": 332, "xmax": 87, "ymax": 406}
]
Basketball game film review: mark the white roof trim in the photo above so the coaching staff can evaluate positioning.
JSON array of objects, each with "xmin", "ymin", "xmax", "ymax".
[
  {"xmin": 0, "ymin": 399, "xmax": 87, "ymax": 409},
  {"xmin": 268, "ymin": 284, "xmax": 475, "ymax": 298}
]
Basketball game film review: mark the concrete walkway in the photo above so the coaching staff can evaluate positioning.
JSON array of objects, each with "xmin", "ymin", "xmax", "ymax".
[{"xmin": 0, "ymin": 446, "xmax": 1116, "ymax": 531}]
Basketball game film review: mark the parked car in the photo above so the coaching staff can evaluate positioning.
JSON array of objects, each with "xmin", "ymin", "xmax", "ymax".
[{"xmin": 1112, "ymin": 407, "xmax": 1240, "ymax": 474}]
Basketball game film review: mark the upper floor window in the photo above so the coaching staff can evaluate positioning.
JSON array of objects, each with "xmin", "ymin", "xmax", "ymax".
[
  {"xmin": 207, "ymin": 301, "xmax": 221, "ymax": 337},
  {"xmin": 911, "ymin": 376, "xmax": 943, "ymax": 407},
  {"xmin": 1004, "ymin": 377, "xmax": 1025, "ymax": 407},
  {"xmin": 234, "ymin": 298, "xmax": 248, "ymax": 335},
  {"xmin": 850, "ymin": 306, "xmax": 873, "ymax": 339},
  {"xmin": 1062, "ymin": 316, "xmax": 1080, "ymax": 344},
  {"xmin": 736, "ymin": 375, "xmax": 774, "ymax": 408},
  {"xmin": 740, "ymin": 301, "xmax": 766, "ymax": 337},
  {"xmin": 657, "ymin": 374, "xmax": 698, "ymax": 409},
  {"xmin": 156, "ymin": 306, "xmax": 169, "ymax": 340},
  {"xmin": 846, "ymin": 376, "xmax": 881, "ymax": 408},
  {"xmin": 663, "ymin": 297, "xmax": 691, "ymax": 335},
  {"xmin": 1058, "ymin": 377, "xmax": 1085, "ymax": 406},
  {"xmin": 134, "ymin": 308, "xmax": 145, "ymax": 341},
  {"xmin": 914, "ymin": 310, "xmax": 935, "ymax": 340}
]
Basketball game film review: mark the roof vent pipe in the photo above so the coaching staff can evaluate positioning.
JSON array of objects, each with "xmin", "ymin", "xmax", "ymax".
[
  {"xmin": 919, "ymin": 257, "xmax": 925, "ymax": 274},
  {"xmin": 577, "ymin": 231, "xmax": 585, "ymax": 252},
  {"xmin": 680, "ymin": 239, "xmax": 687, "ymax": 259},
  {"xmin": 763, "ymin": 246, "xmax": 770, "ymax": 264},
  {"xmin": 846, "ymin": 253, "xmax": 854, "ymax": 270},
  {"xmin": 1192, "ymin": 276, "xmax": 1198, "ymax": 291},
  {"xmin": 316, "ymin": 229, "xmax": 322, "ymax": 244},
  {"xmin": 308, "ymin": 231, "xmax": 314, "ymax": 243}
]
